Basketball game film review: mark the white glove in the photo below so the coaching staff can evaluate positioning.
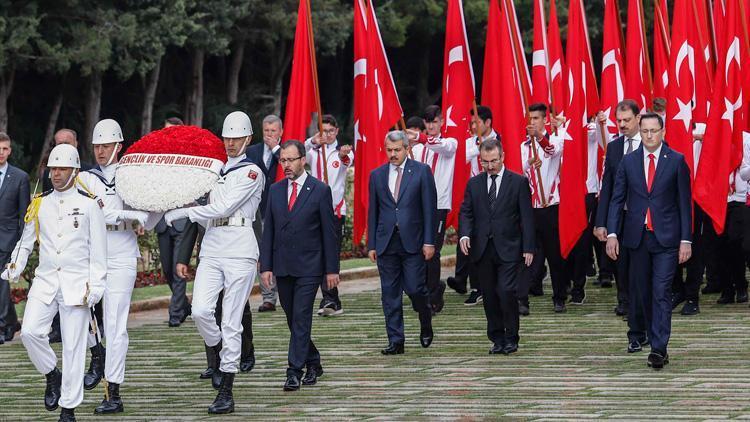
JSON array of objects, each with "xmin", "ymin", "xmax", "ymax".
[
  {"xmin": 1, "ymin": 260, "xmax": 26, "ymax": 283},
  {"xmin": 164, "ymin": 208, "xmax": 189, "ymax": 227},
  {"xmin": 122, "ymin": 210, "xmax": 149, "ymax": 227},
  {"xmin": 87, "ymin": 285, "xmax": 104, "ymax": 306}
]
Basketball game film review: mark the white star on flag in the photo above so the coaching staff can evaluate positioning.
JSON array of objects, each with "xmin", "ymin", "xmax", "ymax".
[
  {"xmin": 672, "ymin": 97, "xmax": 692, "ymax": 132},
  {"xmin": 722, "ymin": 95, "xmax": 743, "ymax": 130}
]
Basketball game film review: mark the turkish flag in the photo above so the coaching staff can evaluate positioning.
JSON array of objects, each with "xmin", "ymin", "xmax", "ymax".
[
  {"xmin": 530, "ymin": 0, "xmax": 549, "ymax": 106},
  {"xmin": 352, "ymin": 0, "xmax": 403, "ymax": 244},
  {"xmin": 558, "ymin": 0, "xmax": 591, "ymax": 259},
  {"xmin": 694, "ymin": 0, "xmax": 747, "ymax": 234},
  {"xmin": 624, "ymin": 0, "xmax": 653, "ymax": 111},
  {"xmin": 665, "ymin": 0, "xmax": 696, "ymax": 174},
  {"xmin": 600, "ymin": 0, "xmax": 625, "ymax": 135},
  {"xmin": 546, "ymin": 0, "xmax": 566, "ymax": 116},
  {"xmin": 653, "ymin": 0, "xmax": 670, "ymax": 99},
  {"xmin": 280, "ymin": 0, "xmax": 318, "ymax": 180},
  {"xmin": 691, "ymin": 0, "xmax": 714, "ymax": 123},
  {"xmin": 441, "ymin": 0, "xmax": 475, "ymax": 228},
  {"xmin": 481, "ymin": 0, "xmax": 504, "ymax": 138}
]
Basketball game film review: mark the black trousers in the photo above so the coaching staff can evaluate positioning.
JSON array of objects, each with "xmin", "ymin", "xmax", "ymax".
[
  {"xmin": 317, "ymin": 216, "xmax": 345, "ymax": 306},
  {"xmin": 477, "ymin": 242, "xmax": 521, "ymax": 345},
  {"xmin": 564, "ymin": 194, "xmax": 601, "ymax": 297},
  {"xmin": 278, "ymin": 276, "xmax": 322, "ymax": 377},
  {"xmin": 158, "ymin": 227, "xmax": 191, "ymax": 321},
  {"xmin": 426, "ymin": 209, "xmax": 449, "ymax": 294},
  {"xmin": 0, "ymin": 251, "xmax": 18, "ymax": 332},
  {"xmin": 716, "ymin": 202, "xmax": 749, "ymax": 296},
  {"xmin": 524, "ymin": 205, "xmax": 567, "ymax": 303},
  {"xmin": 672, "ymin": 204, "xmax": 707, "ymax": 302},
  {"xmin": 587, "ymin": 193, "xmax": 614, "ymax": 280},
  {"xmin": 454, "ymin": 246, "xmax": 480, "ymax": 291}
]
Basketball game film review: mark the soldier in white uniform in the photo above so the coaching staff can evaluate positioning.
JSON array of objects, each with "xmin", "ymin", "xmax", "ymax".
[
  {"xmin": 2, "ymin": 144, "xmax": 106, "ymax": 422},
  {"xmin": 77, "ymin": 119, "xmax": 149, "ymax": 414},
  {"xmin": 305, "ymin": 114, "xmax": 353, "ymax": 316},
  {"xmin": 164, "ymin": 111, "xmax": 264, "ymax": 414}
]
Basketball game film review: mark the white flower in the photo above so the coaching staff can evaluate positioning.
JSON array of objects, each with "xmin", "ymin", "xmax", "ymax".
[{"xmin": 115, "ymin": 165, "xmax": 218, "ymax": 212}]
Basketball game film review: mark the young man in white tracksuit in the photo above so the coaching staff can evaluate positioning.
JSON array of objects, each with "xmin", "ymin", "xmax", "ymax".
[
  {"xmin": 164, "ymin": 111, "xmax": 264, "ymax": 414},
  {"xmin": 77, "ymin": 119, "xmax": 150, "ymax": 414},
  {"xmin": 2, "ymin": 144, "xmax": 107, "ymax": 422}
]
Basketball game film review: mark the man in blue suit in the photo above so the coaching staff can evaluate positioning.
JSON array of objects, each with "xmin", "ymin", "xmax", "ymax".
[
  {"xmin": 260, "ymin": 140, "xmax": 339, "ymax": 391},
  {"xmin": 368, "ymin": 130, "xmax": 437, "ymax": 355},
  {"xmin": 606, "ymin": 113, "xmax": 692, "ymax": 370}
]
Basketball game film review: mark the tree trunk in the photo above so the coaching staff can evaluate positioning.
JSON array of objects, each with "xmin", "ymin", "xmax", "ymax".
[
  {"xmin": 271, "ymin": 40, "xmax": 292, "ymax": 117},
  {"xmin": 226, "ymin": 40, "xmax": 246, "ymax": 105},
  {"xmin": 185, "ymin": 48, "xmax": 205, "ymax": 127},
  {"xmin": 141, "ymin": 58, "xmax": 162, "ymax": 136},
  {"xmin": 0, "ymin": 66, "xmax": 15, "ymax": 133},
  {"xmin": 82, "ymin": 71, "xmax": 102, "ymax": 162},
  {"xmin": 38, "ymin": 86, "xmax": 64, "ymax": 177},
  {"xmin": 415, "ymin": 47, "xmax": 430, "ymax": 111}
]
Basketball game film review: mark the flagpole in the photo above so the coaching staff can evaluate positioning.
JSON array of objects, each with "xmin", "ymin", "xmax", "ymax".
[
  {"xmin": 540, "ymin": 0, "xmax": 558, "ymax": 116},
  {"xmin": 691, "ymin": 0, "xmax": 715, "ymax": 93},
  {"xmin": 705, "ymin": 0, "xmax": 718, "ymax": 65},
  {"xmin": 305, "ymin": 0, "xmax": 328, "ymax": 184},
  {"xmin": 638, "ymin": 0, "xmax": 654, "ymax": 96},
  {"xmin": 502, "ymin": 0, "xmax": 546, "ymax": 207},
  {"xmin": 654, "ymin": 0, "xmax": 671, "ymax": 58},
  {"xmin": 736, "ymin": 0, "xmax": 750, "ymax": 59}
]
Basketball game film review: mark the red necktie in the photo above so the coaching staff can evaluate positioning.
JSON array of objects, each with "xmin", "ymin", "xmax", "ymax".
[
  {"xmin": 288, "ymin": 181, "xmax": 298, "ymax": 211},
  {"xmin": 646, "ymin": 153, "xmax": 655, "ymax": 231}
]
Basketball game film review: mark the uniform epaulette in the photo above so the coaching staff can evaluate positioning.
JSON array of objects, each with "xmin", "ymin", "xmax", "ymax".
[
  {"xmin": 35, "ymin": 189, "xmax": 53, "ymax": 198},
  {"xmin": 77, "ymin": 189, "xmax": 97, "ymax": 200}
]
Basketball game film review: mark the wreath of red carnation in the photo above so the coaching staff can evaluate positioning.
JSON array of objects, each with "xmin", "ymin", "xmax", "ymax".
[{"xmin": 124, "ymin": 125, "xmax": 228, "ymax": 162}]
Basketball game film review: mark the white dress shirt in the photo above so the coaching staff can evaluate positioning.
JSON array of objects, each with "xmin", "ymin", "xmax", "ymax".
[
  {"xmin": 0, "ymin": 162, "xmax": 8, "ymax": 191},
  {"xmin": 486, "ymin": 167, "xmax": 504, "ymax": 197},
  {"xmin": 263, "ymin": 143, "xmax": 280, "ymax": 169},
  {"xmin": 287, "ymin": 170, "xmax": 308, "ymax": 203}
]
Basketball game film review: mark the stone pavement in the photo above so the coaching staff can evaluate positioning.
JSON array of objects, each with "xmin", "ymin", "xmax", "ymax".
[{"xmin": 1, "ymin": 270, "xmax": 750, "ymax": 420}]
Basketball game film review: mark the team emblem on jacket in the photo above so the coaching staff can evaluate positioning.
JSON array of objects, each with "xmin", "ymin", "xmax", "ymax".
[
  {"xmin": 97, "ymin": 199, "xmax": 105, "ymax": 209},
  {"xmin": 248, "ymin": 170, "xmax": 258, "ymax": 180},
  {"xmin": 332, "ymin": 161, "xmax": 340, "ymax": 168}
]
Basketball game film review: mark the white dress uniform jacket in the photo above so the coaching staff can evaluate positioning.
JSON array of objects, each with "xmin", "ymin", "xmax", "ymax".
[
  {"xmin": 520, "ymin": 131, "xmax": 564, "ymax": 208},
  {"xmin": 411, "ymin": 134, "xmax": 457, "ymax": 210},
  {"xmin": 465, "ymin": 130, "xmax": 498, "ymax": 177},
  {"xmin": 304, "ymin": 138, "xmax": 354, "ymax": 216}
]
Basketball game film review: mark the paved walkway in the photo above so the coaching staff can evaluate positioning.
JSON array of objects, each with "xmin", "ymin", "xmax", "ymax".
[{"xmin": 1, "ymin": 272, "xmax": 750, "ymax": 420}]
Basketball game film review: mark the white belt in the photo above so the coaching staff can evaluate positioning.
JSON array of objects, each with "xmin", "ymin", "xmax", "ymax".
[
  {"xmin": 209, "ymin": 216, "xmax": 252, "ymax": 227},
  {"xmin": 106, "ymin": 221, "xmax": 135, "ymax": 232}
]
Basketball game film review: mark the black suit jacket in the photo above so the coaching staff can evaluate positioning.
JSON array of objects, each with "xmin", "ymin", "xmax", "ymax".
[
  {"xmin": 246, "ymin": 142, "xmax": 279, "ymax": 219},
  {"xmin": 0, "ymin": 164, "xmax": 30, "ymax": 253},
  {"xmin": 595, "ymin": 135, "xmax": 626, "ymax": 228},
  {"xmin": 458, "ymin": 170, "xmax": 535, "ymax": 263},
  {"xmin": 260, "ymin": 174, "xmax": 339, "ymax": 278}
]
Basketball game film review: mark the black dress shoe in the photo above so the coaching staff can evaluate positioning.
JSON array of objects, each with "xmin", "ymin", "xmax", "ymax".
[
  {"xmin": 553, "ymin": 302, "xmax": 566, "ymax": 313},
  {"xmin": 671, "ymin": 292, "xmax": 686, "ymax": 310},
  {"xmin": 209, "ymin": 372, "xmax": 235, "ymax": 414},
  {"xmin": 717, "ymin": 294, "xmax": 735, "ymax": 304},
  {"xmin": 502, "ymin": 343, "xmax": 518, "ymax": 355},
  {"xmin": 489, "ymin": 343, "xmax": 505, "ymax": 354},
  {"xmin": 518, "ymin": 302, "xmax": 530, "ymax": 316},
  {"xmin": 167, "ymin": 319, "xmax": 181, "ymax": 327},
  {"xmin": 45, "ymin": 367, "xmax": 62, "ymax": 411},
  {"xmin": 4, "ymin": 322, "xmax": 20, "ymax": 342},
  {"xmin": 614, "ymin": 302, "xmax": 627, "ymax": 316},
  {"xmin": 680, "ymin": 300, "xmax": 700, "ymax": 315},
  {"xmin": 647, "ymin": 352, "xmax": 669, "ymax": 370},
  {"xmin": 83, "ymin": 344, "xmax": 105, "ymax": 390},
  {"xmin": 447, "ymin": 277, "xmax": 468, "ymax": 295},
  {"xmin": 599, "ymin": 276, "xmax": 613, "ymax": 288},
  {"xmin": 302, "ymin": 365, "xmax": 323, "ymax": 385},
  {"xmin": 420, "ymin": 326, "xmax": 434, "ymax": 348},
  {"xmin": 736, "ymin": 290, "xmax": 749, "ymax": 303},
  {"xmin": 627, "ymin": 340, "xmax": 643, "ymax": 353},
  {"xmin": 58, "ymin": 407, "xmax": 75, "ymax": 422},
  {"xmin": 94, "ymin": 382, "xmax": 123, "ymax": 414},
  {"xmin": 702, "ymin": 284, "xmax": 721, "ymax": 294},
  {"xmin": 283, "ymin": 374, "xmax": 301, "ymax": 391},
  {"xmin": 380, "ymin": 343, "xmax": 404, "ymax": 355},
  {"xmin": 529, "ymin": 288, "xmax": 544, "ymax": 296},
  {"xmin": 258, "ymin": 302, "xmax": 276, "ymax": 312},
  {"xmin": 240, "ymin": 348, "xmax": 256, "ymax": 373}
]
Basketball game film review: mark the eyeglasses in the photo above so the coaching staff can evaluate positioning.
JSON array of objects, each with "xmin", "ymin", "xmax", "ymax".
[
  {"xmin": 640, "ymin": 129, "xmax": 662, "ymax": 136},
  {"xmin": 279, "ymin": 156, "xmax": 303, "ymax": 164},
  {"xmin": 480, "ymin": 159, "xmax": 502, "ymax": 166},
  {"xmin": 322, "ymin": 129, "xmax": 337, "ymax": 135}
]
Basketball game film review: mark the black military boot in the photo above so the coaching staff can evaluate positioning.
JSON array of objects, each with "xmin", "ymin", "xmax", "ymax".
[
  {"xmin": 58, "ymin": 407, "xmax": 76, "ymax": 422},
  {"xmin": 208, "ymin": 372, "xmax": 235, "ymax": 414},
  {"xmin": 94, "ymin": 382, "xmax": 123, "ymax": 414},
  {"xmin": 200, "ymin": 343, "xmax": 216, "ymax": 379},
  {"xmin": 240, "ymin": 342, "xmax": 255, "ymax": 373},
  {"xmin": 45, "ymin": 367, "xmax": 62, "ymax": 411},
  {"xmin": 83, "ymin": 344, "xmax": 105, "ymax": 390},
  {"xmin": 211, "ymin": 343, "xmax": 223, "ymax": 390}
]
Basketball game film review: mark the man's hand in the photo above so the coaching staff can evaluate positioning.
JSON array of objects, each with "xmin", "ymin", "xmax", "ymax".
[
  {"xmin": 176, "ymin": 263, "xmax": 190, "ymax": 279},
  {"xmin": 311, "ymin": 132, "xmax": 322, "ymax": 146},
  {"xmin": 326, "ymin": 274, "xmax": 340, "ymax": 290},
  {"xmin": 260, "ymin": 271, "xmax": 274, "ymax": 289},
  {"xmin": 164, "ymin": 208, "xmax": 188, "ymax": 227},
  {"xmin": 405, "ymin": 128, "xmax": 420, "ymax": 142},
  {"xmin": 264, "ymin": 136, "xmax": 280, "ymax": 149},
  {"xmin": 135, "ymin": 226, "xmax": 146, "ymax": 236},
  {"xmin": 423, "ymin": 245, "xmax": 435, "ymax": 261},
  {"xmin": 1, "ymin": 264, "xmax": 19, "ymax": 283},
  {"xmin": 597, "ymin": 111, "xmax": 608, "ymax": 125},
  {"xmin": 594, "ymin": 227, "xmax": 608, "ymax": 242},
  {"xmin": 679, "ymin": 243, "xmax": 692, "ymax": 264},
  {"xmin": 527, "ymin": 156, "xmax": 542, "ymax": 169},
  {"xmin": 526, "ymin": 125, "xmax": 542, "ymax": 140},
  {"xmin": 606, "ymin": 237, "xmax": 619, "ymax": 260},
  {"xmin": 339, "ymin": 144, "xmax": 352, "ymax": 159},
  {"xmin": 368, "ymin": 250, "xmax": 377, "ymax": 263},
  {"xmin": 523, "ymin": 253, "xmax": 533, "ymax": 267},
  {"xmin": 460, "ymin": 237, "xmax": 471, "ymax": 256}
]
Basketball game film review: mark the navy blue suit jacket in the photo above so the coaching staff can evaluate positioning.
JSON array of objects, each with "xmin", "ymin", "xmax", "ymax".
[
  {"xmin": 595, "ymin": 135, "xmax": 626, "ymax": 228},
  {"xmin": 367, "ymin": 159, "xmax": 437, "ymax": 255},
  {"xmin": 259, "ymin": 173, "xmax": 339, "ymax": 277},
  {"xmin": 0, "ymin": 164, "xmax": 30, "ymax": 253},
  {"xmin": 246, "ymin": 142, "xmax": 279, "ymax": 219},
  {"xmin": 606, "ymin": 144, "xmax": 692, "ymax": 249}
]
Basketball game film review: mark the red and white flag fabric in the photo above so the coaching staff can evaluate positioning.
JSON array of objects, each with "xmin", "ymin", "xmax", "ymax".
[
  {"xmin": 665, "ymin": 0, "xmax": 696, "ymax": 173},
  {"xmin": 624, "ymin": 0, "xmax": 653, "ymax": 111},
  {"xmin": 558, "ymin": 0, "xmax": 590, "ymax": 259},
  {"xmin": 694, "ymin": 0, "xmax": 747, "ymax": 233},
  {"xmin": 691, "ymin": 0, "xmax": 714, "ymax": 123},
  {"xmin": 652, "ymin": 0, "xmax": 670, "ymax": 99},
  {"xmin": 352, "ymin": 0, "xmax": 402, "ymax": 244},
  {"xmin": 530, "ymin": 0, "xmax": 550, "ymax": 106},
  {"xmin": 600, "ymin": 0, "xmax": 625, "ymax": 135},
  {"xmin": 546, "ymin": 0, "xmax": 566, "ymax": 116},
  {"xmin": 441, "ymin": 0, "xmax": 475, "ymax": 228},
  {"xmin": 481, "ymin": 0, "xmax": 504, "ymax": 141}
]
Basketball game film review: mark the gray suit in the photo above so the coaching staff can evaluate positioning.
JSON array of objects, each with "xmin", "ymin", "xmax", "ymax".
[{"xmin": 0, "ymin": 164, "xmax": 30, "ymax": 334}]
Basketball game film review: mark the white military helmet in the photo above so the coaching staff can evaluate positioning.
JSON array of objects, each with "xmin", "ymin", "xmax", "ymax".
[
  {"xmin": 47, "ymin": 144, "xmax": 81, "ymax": 169},
  {"xmin": 92, "ymin": 119, "xmax": 124, "ymax": 144},
  {"xmin": 222, "ymin": 111, "xmax": 253, "ymax": 138}
]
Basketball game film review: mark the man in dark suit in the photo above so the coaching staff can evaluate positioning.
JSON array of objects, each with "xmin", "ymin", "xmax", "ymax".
[
  {"xmin": 594, "ymin": 100, "xmax": 642, "ymax": 316},
  {"xmin": 606, "ymin": 113, "xmax": 692, "ymax": 370},
  {"xmin": 0, "ymin": 133, "xmax": 30, "ymax": 345},
  {"xmin": 459, "ymin": 138, "xmax": 534, "ymax": 354},
  {"xmin": 247, "ymin": 115, "xmax": 282, "ymax": 312},
  {"xmin": 260, "ymin": 140, "xmax": 339, "ymax": 391},
  {"xmin": 367, "ymin": 130, "xmax": 437, "ymax": 355}
]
